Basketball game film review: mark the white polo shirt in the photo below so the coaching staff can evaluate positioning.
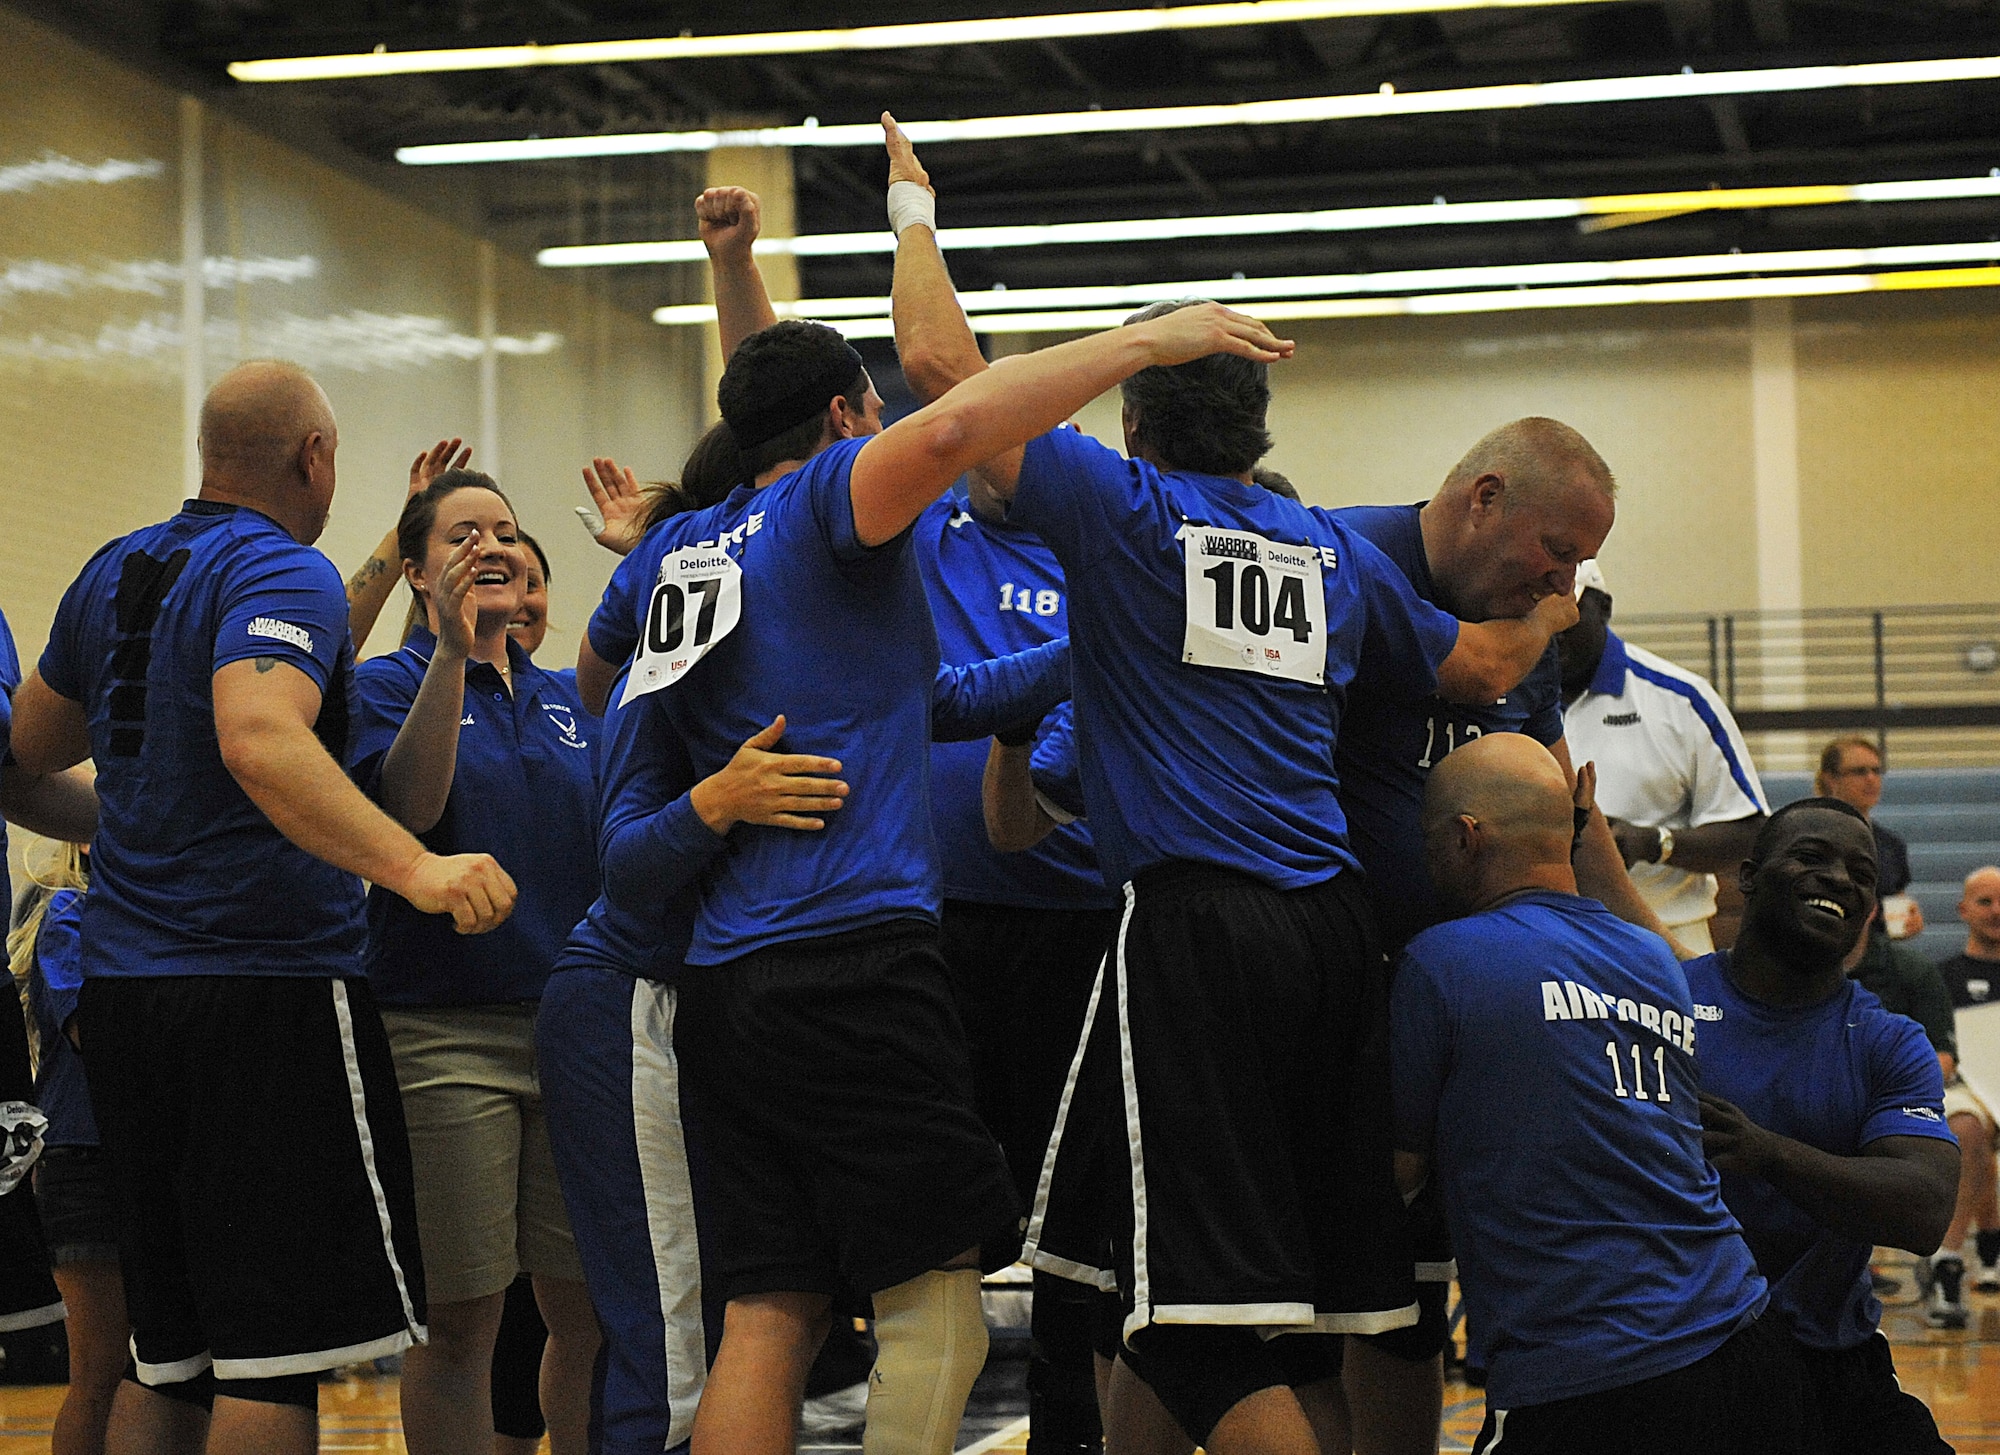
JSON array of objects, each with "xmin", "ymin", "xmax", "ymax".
[{"xmin": 1564, "ymin": 632, "xmax": 1769, "ymax": 930}]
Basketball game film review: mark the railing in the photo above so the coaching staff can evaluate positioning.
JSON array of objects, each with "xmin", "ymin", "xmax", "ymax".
[{"xmin": 1614, "ymin": 605, "xmax": 2000, "ymax": 770}]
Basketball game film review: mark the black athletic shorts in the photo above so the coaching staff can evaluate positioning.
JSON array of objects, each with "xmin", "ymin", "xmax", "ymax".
[
  {"xmin": 33, "ymin": 1145, "xmax": 120, "ymax": 1266},
  {"xmin": 675, "ymin": 921, "xmax": 1020, "ymax": 1301},
  {"xmin": 0, "ymin": 1178, "xmax": 62, "ymax": 1332},
  {"xmin": 1470, "ymin": 1315, "xmax": 1807, "ymax": 1455},
  {"xmin": 80, "ymin": 975, "xmax": 427, "ymax": 1383},
  {"xmin": 940, "ymin": 899, "xmax": 1120, "ymax": 1262},
  {"xmin": 1023, "ymin": 863, "xmax": 1417, "ymax": 1340},
  {"xmin": 1795, "ymin": 1331, "xmax": 1952, "ymax": 1455}
]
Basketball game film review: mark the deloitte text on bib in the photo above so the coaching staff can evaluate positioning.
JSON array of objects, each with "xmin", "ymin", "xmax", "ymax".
[
  {"xmin": 621, "ymin": 545, "xmax": 744, "ymax": 704},
  {"xmin": 1179, "ymin": 525, "xmax": 1327, "ymax": 685}
]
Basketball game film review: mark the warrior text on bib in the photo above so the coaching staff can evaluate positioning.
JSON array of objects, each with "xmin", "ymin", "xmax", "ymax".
[
  {"xmin": 1179, "ymin": 524, "xmax": 1327, "ymax": 685},
  {"xmin": 621, "ymin": 545, "xmax": 744, "ymax": 704}
]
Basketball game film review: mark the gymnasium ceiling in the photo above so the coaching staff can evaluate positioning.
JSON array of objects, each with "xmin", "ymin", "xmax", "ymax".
[{"xmin": 19, "ymin": 0, "xmax": 2000, "ymax": 320}]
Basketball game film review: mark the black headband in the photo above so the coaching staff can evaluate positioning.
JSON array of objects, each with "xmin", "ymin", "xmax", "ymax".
[{"xmin": 721, "ymin": 341, "xmax": 867, "ymax": 451}]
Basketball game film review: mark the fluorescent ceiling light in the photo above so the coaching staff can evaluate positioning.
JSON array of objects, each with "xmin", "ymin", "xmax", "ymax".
[
  {"xmin": 542, "ymin": 172, "xmax": 2000, "ymax": 268},
  {"xmin": 649, "ymin": 241, "xmax": 2000, "ymax": 326},
  {"xmin": 231, "ymin": 0, "xmax": 1607, "ymax": 83},
  {"xmin": 400, "ymin": 54, "xmax": 2000, "ymax": 165},
  {"xmin": 766, "ymin": 264, "xmax": 2000, "ymax": 336}
]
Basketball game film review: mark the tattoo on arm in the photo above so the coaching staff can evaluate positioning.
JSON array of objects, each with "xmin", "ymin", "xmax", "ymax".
[
  {"xmin": 346, "ymin": 556, "xmax": 388, "ymax": 600},
  {"xmin": 253, "ymin": 656, "xmax": 282, "ymax": 674}
]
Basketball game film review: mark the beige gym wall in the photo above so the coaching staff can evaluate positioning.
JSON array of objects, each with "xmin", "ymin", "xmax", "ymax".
[{"xmin": 0, "ymin": 5, "xmax": 702, "ymax": 676}]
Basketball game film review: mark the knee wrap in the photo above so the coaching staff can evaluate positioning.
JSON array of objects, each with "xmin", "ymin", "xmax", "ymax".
[
  {"xmin": 863, "ymin": 1267, "xmax": 990, "ymax": 1455},
  {"xmin": 1123, "ymin": 1324, "xmax": 1286, "ymax": 1447}
]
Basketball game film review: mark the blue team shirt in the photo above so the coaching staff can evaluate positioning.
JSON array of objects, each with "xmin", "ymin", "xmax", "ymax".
[
  {"xmin": 1683, "ymin": 952, "xmax": 1956, "ymax": 1350},
  {"xmin": 39, "ymin": 501, "xmax": 365, "ymax": 978},
  {"xmin": 558, "ymin": 668, "xmax": 718, "ymax": 985},
  {"xmin": 24, "ymin": 889, "xmax": 95, "ymax": 1147},
  {"xmin": 916, "ymin": 491, "xmax": 1114, "ymax": 911},
  {"xmin": 1009, "ymin": 428, "xmax": 1459, "ymax": 890},
  {"xmin": 1335, "ymin": 504, "xmax": 1565, "ymax": 949},
  {"xmin": 349, "ymin": 626, "xmax": 601, "ymax": 1005},
  {"xmin": 592, "ymin": 437, "xmax": 954, "ymax": 965},
  {"xmin": 1393, "ymin": 893, "xmax": 1766, "ymax": 1409},
  {"xmin": 0, "ymin": 606, "xmax": 18, "ymax": 915}
]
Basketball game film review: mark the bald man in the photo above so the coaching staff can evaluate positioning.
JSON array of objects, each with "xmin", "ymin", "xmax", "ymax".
[
  {"xmin": 1392, "ymin": 734, "xmax": 1797, "ymax": 1455},
  {"xmin": 1931, "ymin": 866, "xmax": 2000, "ymax": 1303},
  {"xmin": 12, "ymin": 359, "xmax": 515, "ymax": 1455}
]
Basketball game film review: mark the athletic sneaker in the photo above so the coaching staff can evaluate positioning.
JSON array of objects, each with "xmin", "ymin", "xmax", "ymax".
[
  {"xmin": 799, "ymin": 1380, "xmax": 869, "ymax": 1439},
  {"xmin": 1926, "ymin": 1253, "xmax": 1969, "ymax": 1329}
]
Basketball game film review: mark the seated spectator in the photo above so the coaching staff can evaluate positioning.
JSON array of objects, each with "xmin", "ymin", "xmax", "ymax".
[
  {"xmin": 1932, "ymin": 866, "xmax": 2000, "ymax": 1301},
  {"xmin": 1393, "ymin": 732, "xmax": 1799, "ymax": 1455},
  {"xmin": 1816, "ymin": 736, "xmax": 1922, "ymax": 938},
  {"xmin": 1689, "ymin": 798, "xmax": 1959, "ymax": 1455}
]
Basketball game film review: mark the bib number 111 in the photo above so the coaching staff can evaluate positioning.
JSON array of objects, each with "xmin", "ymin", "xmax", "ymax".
[{"xmin": 1180, "ymin": 525, "xmax": 1326, "ymax": 685}]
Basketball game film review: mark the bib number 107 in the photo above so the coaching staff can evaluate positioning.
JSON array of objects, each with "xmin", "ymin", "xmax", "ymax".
[
  {"xmin": 620, "ymin": 545, "xmax": 745, "ymax": 706},
  {"xmin": 1180, "ymin": 525, "xmax": 1327, "ymax": 685},
  {"xmin": 647, "ymin": 577, "xmax": 725, "ymax": 653}
]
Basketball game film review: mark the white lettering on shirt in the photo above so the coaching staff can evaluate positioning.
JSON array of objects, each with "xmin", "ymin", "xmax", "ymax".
[{"xmin": 247, "ymin": 617, "xmax": 314, "ymax": 654}]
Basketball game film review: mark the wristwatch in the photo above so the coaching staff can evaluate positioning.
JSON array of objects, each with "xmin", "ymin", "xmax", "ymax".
[{"xmin": 1654, "ymin": 826, "xmax": 1676, "ymax": 865}]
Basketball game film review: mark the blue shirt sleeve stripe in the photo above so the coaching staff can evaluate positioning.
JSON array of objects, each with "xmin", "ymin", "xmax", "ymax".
[{"xmin": 1624, "ymin": 659, "xmax": 1764, "ymax": 812}]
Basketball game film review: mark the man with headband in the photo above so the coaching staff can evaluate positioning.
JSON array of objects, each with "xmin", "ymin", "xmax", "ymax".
[{"xmin": 586, "ymin": 147, "xmax": 1295, "ymax": 1455}]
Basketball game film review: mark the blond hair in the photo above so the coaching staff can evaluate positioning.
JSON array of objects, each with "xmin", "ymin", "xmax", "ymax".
[{"xmin": 5, "ymin": 838, "xmax": 88, "ymax": 1077}]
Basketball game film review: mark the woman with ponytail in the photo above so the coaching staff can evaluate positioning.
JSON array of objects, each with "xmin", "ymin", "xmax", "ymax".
[{"xmin": 346, "ymin": 469, "xmax": 603, "ymax": 1455}]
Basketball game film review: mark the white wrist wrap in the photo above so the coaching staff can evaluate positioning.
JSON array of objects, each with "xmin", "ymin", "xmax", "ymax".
[{"xmin": 887, "ymin": 180, "xmax": 937, "ymax": 237}]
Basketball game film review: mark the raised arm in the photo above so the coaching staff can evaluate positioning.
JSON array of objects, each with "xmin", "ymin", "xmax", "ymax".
[
  {"xmin": 348, "ymin": 437, "xmax": 468, "ymax": 653},
  {"xmin": 372, "ymin": 535, "xmax": 478, "ymax": 834},
  {"xmin": 1435, "ymin": 592, "xmax": 1579, "ymax": 704},
  {"xmin": 1701, "ymin": 1093, "xmax": 1958, "ymax": 1255},
  {"xmin": 699, "ymin": 187, "xmax": 780, "ymax": 359},
  {"xmin": 1566, "ymin": 754, "xmax": 1695, "ymax": 958},
  {"xmin": 930, "ymin": 638, "xmax": 1070, "ymax": 743},
  {"xmin": 850, "ymin": 304, "xmax": 1291, "ymax": 548},
  {"xmin": 213, "ymin": 656, "xmax": 515, "ymax": 933}
]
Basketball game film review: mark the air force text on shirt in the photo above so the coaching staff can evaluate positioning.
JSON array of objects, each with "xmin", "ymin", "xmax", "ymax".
[{"xmin": 1541, "ymin": 977, "xmax": 1698, "ymax": 1053}]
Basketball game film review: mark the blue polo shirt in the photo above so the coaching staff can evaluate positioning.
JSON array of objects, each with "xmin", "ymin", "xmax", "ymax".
[
  {"xmin": 916, "ymin": 490, "xmax": 1114, "ymax": 911},
  {"xmin": 1683, "ymin": 952, "xmax": 1956, "ymax": 1351},
  {"xmin": 349, "ymin": 626, "xmax": 601, "ymax": 1005},
  {"xmin": 39, "ymin": 500, "xmax": 364, "ymax": 978},
  {"xmin": 0, "ymin": 605, "xmax": 18, "ymax": 915},
  {"xmin": 1393, "ymin": 892, "xmax": 1765, "ymax": 1409},
  {"xmin": 592, "ymin": 437, "xmax": 954, "ymax": 965},
  {"xmin": 1008, "ymin": 427, "xmax": 1460, "ymax": 890},
  {"xmin": 559, "ymin": 668, "xmax": 719, "ymax": 984},
  {"xmin": 1335, "ymin": 503, "xmax": 1565, "ymax": 949},
  {"xmin": 23, "ymin": 889, "xmax": 95, "ymax": 1147}
]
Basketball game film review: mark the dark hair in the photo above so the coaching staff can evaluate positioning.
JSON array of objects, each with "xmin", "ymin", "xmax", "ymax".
[
  {"xmin": 640, "ymin": 419, "xmax": 748, "ymax": 535},
  {"xmin": 520, "ymin": 529, "xmax": 551, "ymax": 586},
  {"xmin": 717, "ymin": 322, "xmax": 868, "ymax": 481},
  {"xmin": 1119, "ymin": 300, "xmax": 1273, "ymax": 477},
  {"xmin": 395, "ymin": 469, "xmax": 517, "ymax": 641},
  {"xmin": 1748, "ymin": 796, "xmax": 1870, "ymax": 866},
  {"xmin": 1251, "ymin": 467, "xmax": 1299, "ymax": 502}
]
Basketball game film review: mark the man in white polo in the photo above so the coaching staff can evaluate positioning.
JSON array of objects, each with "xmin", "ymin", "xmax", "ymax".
[{"xmin": 1560, "ymin": 560, "xmax": 1768, "ymax": 953}]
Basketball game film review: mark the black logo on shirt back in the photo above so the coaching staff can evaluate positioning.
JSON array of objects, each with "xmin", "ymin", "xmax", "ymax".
[{"xmin": 1202, "ymin": 534, "xmax": 1259, "ymax": 562}]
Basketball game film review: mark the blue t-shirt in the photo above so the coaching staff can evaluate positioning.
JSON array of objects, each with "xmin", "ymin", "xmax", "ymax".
[
  {"xmin": 1335, "ymin": 504, "xmax": 1565, "ymax": 950},
  {"xmin": 24, "ymin": 888, "xmax": 95, "ymax": 1147},
  {"xmin": 1393, "ymin": 893, "xmax": 1766, "ymax": 1409},
  {"xmin": 1683, "ymin": 952, "xmax": 1956, "ymax": 1351},
  {"xmin": 916, "ymin": 491, "xmax": 1114, "ymax": 911},
  {"xmin": 558, "ymin": 668, "xmax": 719, "ymax": 985},
  {"xmin": 1009, "ymin": 428, "xmax": 1460, "ymax": 890},
  {"xmin": 349, "ymin": 626, "xmax": 602, "ymax": 1005},
  {"xmin": 0, "ymin": 605, "xmax": 19, "ymax": 915},
  {"xmin": 39, "ymin": 501, "xmax": 365, "ymax": 978},
  {"xmin": 592, "ymin": 438, "xmax": 950, "ymax": 965}
]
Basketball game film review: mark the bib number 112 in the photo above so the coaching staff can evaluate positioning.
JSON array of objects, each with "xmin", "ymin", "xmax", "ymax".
[{"xmin": 1180, "ymin": 524, "xmax": 1327, "ymax": 685}]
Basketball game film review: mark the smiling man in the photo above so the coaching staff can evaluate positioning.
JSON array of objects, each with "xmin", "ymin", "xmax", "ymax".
[{"xmin": 1689, "ymin": 797, "xmax": 1960, "ymax": 1455}]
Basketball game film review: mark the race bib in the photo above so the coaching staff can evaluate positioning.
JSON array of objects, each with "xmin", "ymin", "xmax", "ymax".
[
  {"xmin": 1179, "ymin": 524, "xmax": 1327, "ymax": 685},
  {"xmin": 620, "ymin": 545, "xmax": 744, "ymax": 705}
]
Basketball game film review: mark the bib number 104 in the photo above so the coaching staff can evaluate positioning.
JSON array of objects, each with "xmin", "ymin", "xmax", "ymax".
[{"xmin": 1179, "ymin": 525, "xmax": 1327, "ymax": 686}]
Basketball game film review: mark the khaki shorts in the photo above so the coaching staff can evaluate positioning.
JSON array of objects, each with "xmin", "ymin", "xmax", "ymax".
[
  {"xmin": 1945, "ymin": 1075, "xmax": 1998, "ymax": 1143},
  {"xmin": 381, "ymin": 1003, "xmax": 582, "ymax": 1305}
]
